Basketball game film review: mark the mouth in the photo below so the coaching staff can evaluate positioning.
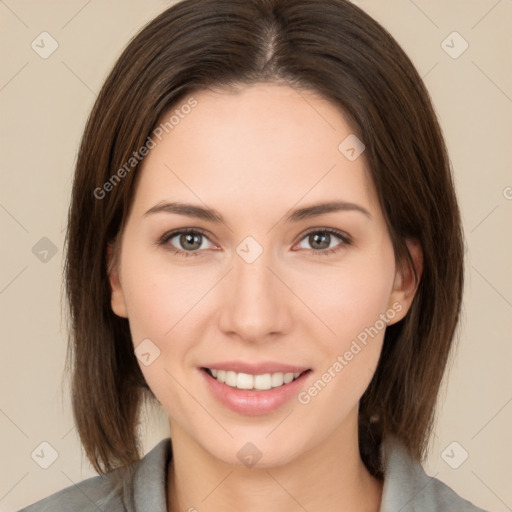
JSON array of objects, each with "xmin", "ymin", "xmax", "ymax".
[
  {"xmin": 199, "ymin": 361, "xmax": 313, "ymax": 415},
  {"xmin": 201, "ymin": 367, "xmax": 311, "ymax": 391}
]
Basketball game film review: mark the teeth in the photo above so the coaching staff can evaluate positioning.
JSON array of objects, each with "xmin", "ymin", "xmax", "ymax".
[{"xmin": 208, "ymin": 369, "xmax": 303, "ymax": 390}]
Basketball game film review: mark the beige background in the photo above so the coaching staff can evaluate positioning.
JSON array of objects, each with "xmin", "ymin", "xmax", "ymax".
[{"xmin": 1, "ymin": 0, "xmax": 511, "ymax": 511}]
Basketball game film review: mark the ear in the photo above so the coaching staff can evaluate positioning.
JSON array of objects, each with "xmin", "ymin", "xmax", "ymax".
[
  {"xmin": 107, "ymin": 242, "xmax": 128, "ymax": 318},
  {"xmin": 387, "ymin": 238, "xmax": 423, "ymax": 325}
]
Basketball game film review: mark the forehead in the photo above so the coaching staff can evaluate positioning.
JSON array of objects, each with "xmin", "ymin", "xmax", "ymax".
[{"xmin": 135, "ymin": 83, "xmax": 377, "ymax": 219}]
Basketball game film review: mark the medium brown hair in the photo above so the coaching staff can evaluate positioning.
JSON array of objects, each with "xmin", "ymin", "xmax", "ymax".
[{"xmin": 64, "ymin": 0, "xmax": 464, "ymax": 480}]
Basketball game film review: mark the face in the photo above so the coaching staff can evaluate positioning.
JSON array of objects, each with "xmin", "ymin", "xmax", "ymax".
[{"xmin": 109, "ymin": 82, "xmax": 420, "ymax": 467}]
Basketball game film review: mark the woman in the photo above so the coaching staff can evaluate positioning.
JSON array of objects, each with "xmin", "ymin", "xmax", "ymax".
[{"xmin": 19, "ymin": 0, "xmax": 492, "ymax": 510}]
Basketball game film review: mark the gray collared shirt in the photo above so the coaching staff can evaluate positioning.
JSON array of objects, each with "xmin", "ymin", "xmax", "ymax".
[{"xmin": 18, "ymin": 436, "xmax": 491, "ymax": 511}]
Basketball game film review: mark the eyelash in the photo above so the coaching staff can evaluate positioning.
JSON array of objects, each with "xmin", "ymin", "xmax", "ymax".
[{"xmin": 157, "ymin": 228, "xmax": 352, "ymax": 258}]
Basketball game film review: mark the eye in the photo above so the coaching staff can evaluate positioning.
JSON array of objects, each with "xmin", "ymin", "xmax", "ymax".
[
  {"xmin": 158, "ymin": 227, "xmax": 352, "ymax": 258},
  {"xmin": 158, "ymin": 228, "xmax": 216, "ymax": 257},
  {"xmin": 295, "ymin": 229, "xmax": 352, "ymax": 256}
]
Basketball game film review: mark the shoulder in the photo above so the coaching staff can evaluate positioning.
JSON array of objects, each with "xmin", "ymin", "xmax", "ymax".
[
  {"xmin": 17, "ymin": 438, "xmax": 172, "ymax": 512},
  {"xmin": 380, "ymin": 436, "xmax": 492, "ymax": 512},
  {"xmin": 417, "ymin": 475, "xmax": 490, "ymax": 512},
  {"xmin": 17, "ymin": 473, "xmax": 123, "ymax": 512}
]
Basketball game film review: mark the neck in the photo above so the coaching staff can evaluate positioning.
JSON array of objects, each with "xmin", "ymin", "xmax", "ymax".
[{"xmin": 166, "ymin": 411, "xmax": 383, "ymax": 512}]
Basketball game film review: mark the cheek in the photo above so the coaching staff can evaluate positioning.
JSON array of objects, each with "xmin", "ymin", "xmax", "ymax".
[
  {"xmin": 303, "ymin": 250, "xmax": 395, "ymax": 343},
  {"xmin": 296, "ymin": 247, "xmax": 395, "ymax": 395},
  {"xmin": 120, "ymin": 255, "xmax": 209, "ymax": 343},
  {"xmin": 119, "ymin": 260, "xmax": 203, "ymax": 415},
  {"xmin": 118, "ymin": 248, "xmax": 217, "ymax": 404}
]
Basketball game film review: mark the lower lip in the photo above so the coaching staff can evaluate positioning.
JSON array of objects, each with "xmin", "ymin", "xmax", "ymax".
[{"xmin": 200, "ymin": 368, "xmax": 312, "ymax": 415}]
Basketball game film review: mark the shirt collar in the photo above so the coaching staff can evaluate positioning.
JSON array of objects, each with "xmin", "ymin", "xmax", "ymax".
[
  {"xmin": 128, "ymin": 435, "xmax": 482, "ymax": 512},
  {"xmin": 130, "ymin": 437, "xmax": 170, "ymax": 512},
  {"xmin": 378, "ymin": 434, "xmax": 434, "ymax": 511}
]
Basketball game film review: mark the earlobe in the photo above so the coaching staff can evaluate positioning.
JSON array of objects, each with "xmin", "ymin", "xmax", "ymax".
[
  {"xmin": 107, "ymin": 243, "xmax": 128, "ymax": 318},
  {"xmin": 387, "ymin": 238, "xmax": 423, "ymax": 325}
]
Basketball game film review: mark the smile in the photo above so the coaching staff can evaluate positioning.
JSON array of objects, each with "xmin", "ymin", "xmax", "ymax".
[
  {"xmin": 200, "ymin": 366, "xmax": 313, "ymax": 415},
  {"xmin": 204, "ymin": 368, "xmax": 305, "ymax": 390}
]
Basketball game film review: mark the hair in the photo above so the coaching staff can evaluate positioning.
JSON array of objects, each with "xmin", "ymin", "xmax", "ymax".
[{"xmin": 64, "ymin": 0, "xmax": 464, "ymax": 483}]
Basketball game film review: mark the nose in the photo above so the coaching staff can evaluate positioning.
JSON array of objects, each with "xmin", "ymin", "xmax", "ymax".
[{"xmin": 217, "ymin": 248, "xmax": 292, "ymax": 343}]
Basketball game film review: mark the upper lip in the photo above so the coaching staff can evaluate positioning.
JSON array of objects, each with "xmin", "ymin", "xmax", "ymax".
[{"xmin": 201, "ymin": 361, "xmax": 311, "ymax": 375}]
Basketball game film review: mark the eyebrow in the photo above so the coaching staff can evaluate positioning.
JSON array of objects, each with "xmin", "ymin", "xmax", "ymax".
[{"xmin": 144, "ymin": 200, "xmax": 372, "ymax": 223}]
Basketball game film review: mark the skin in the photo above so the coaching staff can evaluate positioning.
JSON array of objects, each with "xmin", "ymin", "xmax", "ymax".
[{"xmin": 108, "ymin": 82, "xmax": 422, "ymax": 512}]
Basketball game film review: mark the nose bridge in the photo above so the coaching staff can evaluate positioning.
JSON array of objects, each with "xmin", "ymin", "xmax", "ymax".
[{"xmin": 218, "ymin": 244, "xmax": 289, "ymax": 341}]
